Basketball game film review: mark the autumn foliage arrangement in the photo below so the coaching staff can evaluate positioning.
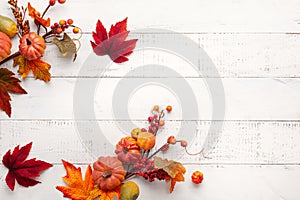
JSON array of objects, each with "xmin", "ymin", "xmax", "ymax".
[
  {"xmin": 56, "ymin": 106, "xmax": 204, "ymax": 200},
  {"xmin": 0, "ymin": 0, "xmax": 81, "ymax": 117}
]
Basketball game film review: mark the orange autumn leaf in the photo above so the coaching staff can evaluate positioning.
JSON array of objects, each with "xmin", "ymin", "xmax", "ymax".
[
  {"xmin": 28, "ymin": 3, "xmax": 50, "ymax": 27},
  {"xmin": 56, "ymin": 160, "xmax": 102, "ymax": 200},
  {"xmin": 154, "ymin": 156, "xmax": 186, "ymax": 193},
  {"xmin": 13, "ymin": 55, "xmax": 51, "ymax": 82},
  {"xmin": 98, "ymin": 187, "xmax": 121, "ymax": 200}
]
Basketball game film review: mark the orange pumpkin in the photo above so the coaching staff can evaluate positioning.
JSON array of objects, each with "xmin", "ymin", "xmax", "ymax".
[
  {"xmin": 93, "ymin": 156, "xmax": 126, "ymax": 191},
  {"xmin": 19, "ymin": 32, "xmax": 46, "ymax": 60},
  {"xmin": 115, "ymin": 137, "xmax": 141, "ymax": 164},
  {"xmin": 0, "ymin": 32, "xmax": 12, "ymax": 61},
  {"xmin": 137, "ymin": 132, "xmax": 156, "ymax": 150}
]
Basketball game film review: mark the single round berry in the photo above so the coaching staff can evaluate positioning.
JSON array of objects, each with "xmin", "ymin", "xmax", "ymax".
[
  {"xmin": 67, "ymin": 19, "xmax": 73, "ymax": 25},
  {"xmin": 166, "ymin": 105, "xmax": 172, "ymax": 112},
  {"xmin": 148, "ymin": 116, "xmax": 153, "ymax": 123},
  {"xmin": 153, "ymin": 105, "xmax": 159, "ymax": 112},
  {"xmin": 56, "ymin": 27, "xmax": 63, "ymax": 34},
  {"xmin": 49, "ymin": 0, "xmax": 56, "ymax": 6},
  {"xmin": 180, "ymin": 140, "xmax": 188, "ymax": 147},
  {"xmin": 159, "ymin": 120, "xmax": 165, "ymax": 126},
  {"xmin": 59, "ymin": 20, "xmax": 66, "ymax": 26},
  {"xmin": 51, "ymin": 25, "xmax": 55, "ymax": 29},
  {"xmin": 73, "ymin": 27, "xmax": 80, "ymax": 34},
  {"xmin": 54, "ymin": 23, "xmax": 59, "ymax": 27},
  {"xmin": 191, "ymin": 171, "xmax": 203, "ymax": 184},
  {"xmin": 141, "ymin": 128, "xmax": 147, "ymax": 132},
  {"xmin": 58, "ymin": 0, "xmax": 66, "ymax": 4},
  {"xmin": 167, "ymin": 136, "xmax": 176, "ymax": 144}
]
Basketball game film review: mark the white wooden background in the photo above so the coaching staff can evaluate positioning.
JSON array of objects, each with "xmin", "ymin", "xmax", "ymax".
[{"xmin": 1, "ymin": 0, "xmax": 300, "ymax": 199}]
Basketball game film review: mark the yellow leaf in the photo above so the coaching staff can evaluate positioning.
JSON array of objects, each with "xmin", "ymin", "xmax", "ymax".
[{"xmin": 13, "ymin": 56, "xmax": 51, "ymax": 82}]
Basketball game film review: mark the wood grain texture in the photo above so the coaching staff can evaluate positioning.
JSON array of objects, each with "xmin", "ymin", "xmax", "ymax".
[
  {"xmin": 1, "ymin": 0, "xmax": 300, "ymax": 199},
  {"xmin": 1, "ymin": 0, "xmax": 300, "ymax": 32},
  {"xmin": 0, "ymin": 120, "xmax": 300, "ymax": 164},
  {"xmin": 0, "ymin": 164, "xmax": 300, "ymax": 200},
  {"xmin": 1, "ymin": 78, "xmax": 300, "ymax": 120},
  {"xmin": 2, "ymin": 34, "xmax": 300, "ymax": 78}
]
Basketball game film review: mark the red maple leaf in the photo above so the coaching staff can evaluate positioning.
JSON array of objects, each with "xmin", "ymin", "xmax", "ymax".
[
  {"xmin": 91, "ymin": 18, "xmax": 138, "ymax": 63},
  {"xmin": 0, "ymin": 68, "xmax": 27, "ymax": 117},
  {"xmin": 2, "ymin": 142, "xmax": 53, "ymax": 191}
]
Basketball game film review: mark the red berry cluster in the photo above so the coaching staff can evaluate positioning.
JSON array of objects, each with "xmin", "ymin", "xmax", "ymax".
[
  {"xmin": 51, "ymin": 19, "xmax": 79, "ymax": 34},
  {"xmin": 147, "ymin": 114, "xmax": 160, "ymax": 134},
  {"xmin": 136, "ymin": 169, "xmax": 171, "ymax": 182}
]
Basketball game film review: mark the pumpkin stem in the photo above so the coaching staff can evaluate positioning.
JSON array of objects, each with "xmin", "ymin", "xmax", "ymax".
[
  {"xmin": 102, "ymin": 170, "xmax": 112, "ymax": 178},
  {"xmin": 26, "ymin": 38, "xmax": 32, "ymax": 45}
]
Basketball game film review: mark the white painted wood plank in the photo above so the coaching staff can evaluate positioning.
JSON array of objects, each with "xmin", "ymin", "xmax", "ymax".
[
  {"xmin": 1, "ymin": 120, "xmax": 300, "ymax": 164},
  {"xmin": 2, "ymin": 34, "xmax": 300, "ymax": 78},
  {"xmin": 0, "ymin": 164, "xmax": 299, "ymax": 200},
  {"xmin": 0, "ymin": 78, "xmax": 300, "ymax": 120},
  {"xmin": 1, "ymin": 0, "xmax": 300, "ymax": 32}
]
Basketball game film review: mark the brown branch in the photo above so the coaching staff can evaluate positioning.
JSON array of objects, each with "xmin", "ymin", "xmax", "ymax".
[{"xmin": 0, "ymin": 52, "xmax": 20, "ymax": 66}]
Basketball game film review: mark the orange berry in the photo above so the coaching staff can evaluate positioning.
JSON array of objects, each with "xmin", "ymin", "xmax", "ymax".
[
  {"xmin": 166, "ymin": 105, "xmax": 172, "ymax": 112},
  {"xmin": 167, "ymin": 136, "xmax": 176, "ymax": 144},
  {"xmin": 159, "ymin": 120, "xmax": 165, "ymax": 126},
  {"xmin": 67, "ymin": 19, "xmax": 73, "ymax": 25},
  {"xmin": 58, "ymin": 0, "xmax": 66, "ymax": 4},
  {"xmin": 59, "ymin": 20, "xmax": 66, "ymax": 26},
  {"xmin": 153, "ymin": 105, "xmax": 159, "ymax": 112},
  {"xmin": 73, "ymin": 27, "xmax": 80, "ymax": 34},
  {"xmin": 56, "ymin": 27, "xmax": 63, "ymax": 34},
  {"xmin": 191, "ymin": 171, "xmax": 203, "ymax": 184}
]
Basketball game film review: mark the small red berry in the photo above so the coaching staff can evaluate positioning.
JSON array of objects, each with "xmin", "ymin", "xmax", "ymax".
[
  {"xmin": 67, "ymin": 19, "xmax": 73, "ymax": 25},
  {"xmin": 49, "ymin": 0, "xmax": 56, "ymax": 6},
  {"xmin": 191, "ymin": 171, "xmax": 203, "ymax": 184},
  {"xmin": 180, "ymin": 140, "xmax": 188, "ymax": 147},
  {"xmin": 141, "ymin": 128, "xmax": 147, "ymax": 132},
  {"xmin": 148, "ymin": 116, "xmax": 153, "ymax": 122},
  {"xmin": 58, "ymin": 0, "xmax": 66, "ymax": 4},
  {"xmin": 54, "ymin": 23, "xmax": 59, "ymax": 27},
  {"xmin": 167, "ymin": 136, "xmax": 176, "ymax": 144},
  {"xmin": 56, "ymin": 27, "xmax": 63, "ymax": 34},
  {"xmin": 73, "ymin": 27, "xmax": 80, "ymax": 34},
  {"xmin": 166, "ymin": 105, "xmax": 172, "ymax": 112},
  {"xmin": 51, "ymin": 25, "xmax": 55, "ymax": 29}
]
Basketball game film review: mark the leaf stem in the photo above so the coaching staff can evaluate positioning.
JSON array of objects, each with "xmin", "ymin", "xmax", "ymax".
[
  {"xmin": 147, "ymin": 143, "xmax": 168, "ymax": 160},
  {"xmin": 37, "ymin": 4, "xmax": 51, "ymax": 35}
]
